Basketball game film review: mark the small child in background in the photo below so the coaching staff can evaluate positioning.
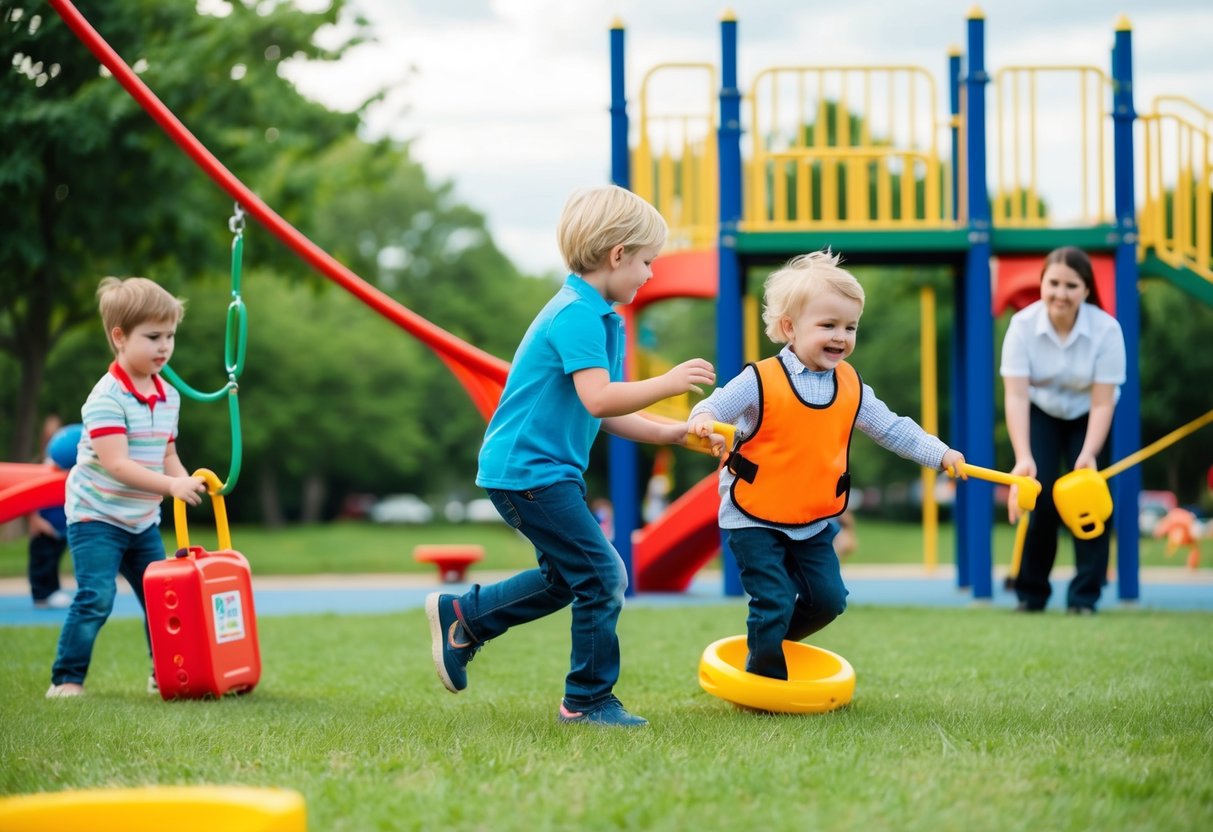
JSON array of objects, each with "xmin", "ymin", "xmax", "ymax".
[
  {"xmin": 690, "ymin": 251, "xmax": 965, "ymax": 679},
  {"xmin": 46, "ymin": 277, "xmax": 206, "ymax": 698},
  {"xmin": 27, "ymin": 419, "xmax": 83, "ymax": 609},
  {"xmin": 426, "ymin": 185, "xmax": 715, "ymax": 727}
]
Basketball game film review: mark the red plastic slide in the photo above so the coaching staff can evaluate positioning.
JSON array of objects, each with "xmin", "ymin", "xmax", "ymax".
[
  {"xmin": 633, "ymin": 473, "xmax": 723, "ymax": 591},
  {"xmin": 0, "ymin": 464, "xmax": 68, "ymax": 526}
]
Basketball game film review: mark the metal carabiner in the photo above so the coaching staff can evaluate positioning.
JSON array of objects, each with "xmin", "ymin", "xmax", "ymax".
[{"xmin": 228, "ymin": 202, "xmax": 246, "ymax": 235}]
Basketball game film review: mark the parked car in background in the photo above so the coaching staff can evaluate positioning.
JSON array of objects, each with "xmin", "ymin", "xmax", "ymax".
[
  {"xmin": 464, "ymin": 498, "xmax": 504, "ymax": 523},
  {"xmin": 369, "ymin": 494, "xmax": 434, "ymax": 524}
]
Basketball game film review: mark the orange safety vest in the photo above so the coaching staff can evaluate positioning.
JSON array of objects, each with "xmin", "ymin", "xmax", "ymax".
[{"xmin": 728, "ymin": 357, "xmax": 862, "ymax": 527}]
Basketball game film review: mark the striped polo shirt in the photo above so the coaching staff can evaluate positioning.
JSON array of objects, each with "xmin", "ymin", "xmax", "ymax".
[{"xmin": 66, "ymin": 361, "xmax": 181, "ymax": 532}]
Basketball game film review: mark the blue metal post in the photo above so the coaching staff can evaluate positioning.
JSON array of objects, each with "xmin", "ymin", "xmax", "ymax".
[
  {"xmin": 718, "ymin": 11, "xmax": 744, "ymax": 596},
  {"xmin": 608, "ymin": 20, "xmax": 640, "ymax": 595},
  {"xmin": 948, "ymin": 45, "xmax": 970, "ymax": 588},
  {"xmin": 1110, "ymin": 17, "xmax": 1141, "ymax": 601},
  {"xmin": 959, "ymin": 9, "xmax": 995, "ymax": 599}
]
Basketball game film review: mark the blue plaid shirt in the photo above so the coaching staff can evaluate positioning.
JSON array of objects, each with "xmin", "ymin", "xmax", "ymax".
[{"xmin": 690, "ymin": 346, "xmax": 951, "ymax": 539}]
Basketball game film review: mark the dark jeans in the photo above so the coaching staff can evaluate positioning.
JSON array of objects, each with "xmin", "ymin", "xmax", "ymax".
[
  {"xmin": 1016, "ymin": 405, "xmax": 1112, "ymax": 611},
  {"xmin": 455, "ymin": 482, "xmax": 627, "ymax": 708},
  {"xmin": 726, "ymin": 523, "xmax": 849, "ymax": 679},
  {"xmin": 51, "ymin": 521, "xmax": 164, "ymax": 686},
  {"xmin": 29, "ymin": 533, "xmax": 68, "ymax": 601}
]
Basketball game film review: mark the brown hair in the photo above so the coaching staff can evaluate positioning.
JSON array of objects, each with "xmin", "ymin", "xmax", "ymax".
[
  {"xmin": 1042, "ymin": 247, "xmax": 1102, "ymax": 308},
  {"xmin": 97, "ymin": 276, "xmax": 186, "ymax": 354}
]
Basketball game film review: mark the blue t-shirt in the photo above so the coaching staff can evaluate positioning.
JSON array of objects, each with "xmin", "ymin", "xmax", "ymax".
[{"xmin": 477, "ymin": 275, "xmax": 624, "ymax": 490}]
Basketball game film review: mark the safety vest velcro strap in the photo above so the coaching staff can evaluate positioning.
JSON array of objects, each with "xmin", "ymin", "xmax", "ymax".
[{"xmin": 726, "ymin": 451, "xmax": 759, "ymax": 484}]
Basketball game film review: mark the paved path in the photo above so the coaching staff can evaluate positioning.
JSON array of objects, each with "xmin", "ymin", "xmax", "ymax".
[{"xmin": 3, "ymin": 565, "xmax": 1209, "ymax": 627}]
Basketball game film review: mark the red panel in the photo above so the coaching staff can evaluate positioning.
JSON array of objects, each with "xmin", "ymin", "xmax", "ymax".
[
  {"xmin": 630, "ymin": 250, "xmax": 718, "ymax": 314},
  {"xmin": 993, "ymin": 254, "xmax": 1116, "ymax": 316}
]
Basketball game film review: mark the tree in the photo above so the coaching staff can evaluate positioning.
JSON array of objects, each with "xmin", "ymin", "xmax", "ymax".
[
  {"xmin": 1137, "ymin": 279, "xmax": 1213, "ymax": 505},
  {"xmin": 1, "ymin": 0, "xmax": 367, "ymax": 461}
]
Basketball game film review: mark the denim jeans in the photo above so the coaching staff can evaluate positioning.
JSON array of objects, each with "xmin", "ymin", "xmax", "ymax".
[
  {"xmin": 455, "ymin": 482, "xmax": 627, "ymax": 708},
  {"xmin": 726, "ymin": 524, "xmax": 848, "ymax": 679},
  {"xmin": 51, "ymin": 521, "xmax": 165, "ymax": 685},
  {"xmin": 1016, "ymin": 405, "xmax": 1112, "ymax": 611}
]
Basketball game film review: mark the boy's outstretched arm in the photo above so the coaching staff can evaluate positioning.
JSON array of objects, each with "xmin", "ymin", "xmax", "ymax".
[
  {"xmin": 601, "ymin": 414, "xmax": 691, "ymax": 446},
  {"xmin": 92, "ymin": 434, "xmax": 207, "ymax": 505},
  {"xmin": 573, "ymin": 358, "xmax": 715, "ymax": 418}
]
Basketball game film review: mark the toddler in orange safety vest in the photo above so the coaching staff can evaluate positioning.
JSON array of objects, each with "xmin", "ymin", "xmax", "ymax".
[{"xmin": 690, "ymin": 250, "xmax": 966, "ymax": 679}]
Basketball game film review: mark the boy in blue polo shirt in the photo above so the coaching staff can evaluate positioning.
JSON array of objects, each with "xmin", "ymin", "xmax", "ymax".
[
  {"xmin": 46, "ymin": 277, "xmax": 206, "ymax": 698},
  {"xmin": 427, "ymin": 186, "xmax": 715, "ymax": 727}
]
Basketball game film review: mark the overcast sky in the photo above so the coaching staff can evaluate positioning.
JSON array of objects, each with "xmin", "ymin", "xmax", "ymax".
[{"xmin": 282, "ymin": 0, "xmax": 1213, "ymax": 275}]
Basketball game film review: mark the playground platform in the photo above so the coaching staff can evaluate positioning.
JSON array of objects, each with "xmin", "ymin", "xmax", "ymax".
[{"xmin": 2, "ymin": 566, "xmax": 1208, "ymax": 628}]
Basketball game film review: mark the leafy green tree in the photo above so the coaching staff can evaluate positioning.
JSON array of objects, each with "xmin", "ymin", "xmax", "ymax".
[
  {"xmin": 1, "ymin": 0, "xmax": 366, "ymax": 461},
  {"xmin": 1137, "ymin": 279, "xmax": 1213, "ymax": 505}
]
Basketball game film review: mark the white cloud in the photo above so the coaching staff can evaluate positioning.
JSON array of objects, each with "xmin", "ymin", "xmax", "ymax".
[{"xmin": 283, "ymin": 0, "xmax": 1213, "ymax": 274}]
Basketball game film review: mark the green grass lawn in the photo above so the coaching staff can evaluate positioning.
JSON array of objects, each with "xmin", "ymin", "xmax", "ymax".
[
  {"xmin": 3, "ymin": 605, "xmax": 1210, "ymax": 830},
  {"xmin": 0, "ymin": 518, "xmax": 1191, "ymax": 579}
]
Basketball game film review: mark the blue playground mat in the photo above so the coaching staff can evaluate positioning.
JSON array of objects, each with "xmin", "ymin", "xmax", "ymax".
[{"xmin": 2, "ymin": 569, "xmax": 1208, "ymax": 628}]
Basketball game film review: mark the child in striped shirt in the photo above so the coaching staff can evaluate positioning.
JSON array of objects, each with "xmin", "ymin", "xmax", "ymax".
[{"xmin": 46, "ymin": 277, "xmax": 206, "ymax": 698}]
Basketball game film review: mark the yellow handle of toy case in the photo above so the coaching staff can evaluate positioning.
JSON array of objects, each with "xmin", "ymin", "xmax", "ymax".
[
  {"xmin": 948, "ymin": 462, "xmax": 1043, "ymax": 512},
  {"xmin": 174, "ymin": 468, "xmax": 232, "ymax": 552},
  {"xmin": 685, "ymin": 421, "xmax": 737, "ymax": 457}
]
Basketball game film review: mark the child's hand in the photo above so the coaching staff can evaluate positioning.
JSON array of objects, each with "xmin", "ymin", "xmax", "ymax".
[
  {"xmin": 688, "ymin": 413, "xmax": 715, "ymax": 440},
  {"xmin": 169, "ymin": 474, "xmax": 208, "ymax": 505},
  {"xmin": 941, "ymin": 449, "xmax": 966, "ymax": 478},
  {"xmin": 662, "ymin": 358, "xmax": 715, "ymax": 396},
  {"xmin": 683, "ymin": 416, "xmax": 735, "ymax": 457}
]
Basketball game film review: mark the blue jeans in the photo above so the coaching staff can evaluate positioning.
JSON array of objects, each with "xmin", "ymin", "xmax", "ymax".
[
  {"xmin": 51, "ymin": 521, "xmax": 165, "ymax": 685},
  {"xmin": 454, "ymin": 482, "xmax": 627, "ymax": 708},
  {"xmin": 726, "ymin": 524, "xmax": 849, "ymax": 679}
]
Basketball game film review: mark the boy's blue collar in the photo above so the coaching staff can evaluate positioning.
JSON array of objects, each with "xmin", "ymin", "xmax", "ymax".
[{"xmin": 565, "ymin": 273, "xmax": 617, "ymax": 316}]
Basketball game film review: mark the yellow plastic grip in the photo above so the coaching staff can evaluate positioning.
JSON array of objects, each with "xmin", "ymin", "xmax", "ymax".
[
  {"xmin": 948, "ymin": 462, "xmax": 1043, "ymax": 512},
  {"xmin": 173, "ymin": 468, "xmax": 232, "ymax": 552},
  {"xmin": 685, "ymin": 421, "xmax": 737, "ymax": 457}
]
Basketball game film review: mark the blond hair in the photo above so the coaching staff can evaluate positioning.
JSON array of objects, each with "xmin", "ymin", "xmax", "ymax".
[
  {"xmin": 557, "ymin": 185, "xmax": 667, "ymax": 275},
  {"xmin": 762, "ymin": 251, "xmax": 865, "ymax": 343},
  {"xmin": 97, "ymin": 276, "xmax": 186, "ymax": 354}
]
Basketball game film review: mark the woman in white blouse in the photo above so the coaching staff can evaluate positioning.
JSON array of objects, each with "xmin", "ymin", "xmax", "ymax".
[{"xmin": 1000, "ymin": 247, "xmax": 1127, "ymax": 614}]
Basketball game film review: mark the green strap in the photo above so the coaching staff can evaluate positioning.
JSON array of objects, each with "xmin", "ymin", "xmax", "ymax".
[{"xmin": 162, "ymin": 205, "xmax": 248, "ymax": 496}]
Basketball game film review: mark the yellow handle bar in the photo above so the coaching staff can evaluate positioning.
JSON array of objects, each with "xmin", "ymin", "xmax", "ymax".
[
  {"xmin": 948, "ymin": 462, "xmax": 1043, "ymax": 512},
  {"xmin": 173, "ymin": 468, "xmax": 232, "ymax": 552}
]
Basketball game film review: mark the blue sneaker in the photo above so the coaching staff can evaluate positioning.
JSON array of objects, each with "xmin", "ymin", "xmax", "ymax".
[
  {"xmin": 425, "ymin": 592, "xmax": 480, "ymax": 693},
  {"xmin": 558, "ymin": 695, "xmax": 648, "ymax": 728}
]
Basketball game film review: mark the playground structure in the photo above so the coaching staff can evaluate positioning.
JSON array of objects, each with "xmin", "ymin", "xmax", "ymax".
[
  {"xmin": 5, "ymin": 3, "xmax": 1208, "ymax": 609},
  {"xmin": 604, "ymin": 9, "xmax": 1213, "ymax": 602}
]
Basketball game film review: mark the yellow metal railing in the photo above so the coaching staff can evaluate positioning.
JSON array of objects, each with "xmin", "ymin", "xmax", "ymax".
[
  {"xmin": 1140, "ymin": 96, "xmax": 1213, "ymax": 283},
  {"xmin": 745, "ymin": 65, "xmax": 953, "ymax": 230},
  {"xmin": 632, "ymin": 63, "xmax": 718, "ymax": 251},
  {"xmin": 991, "ymin": 66, "xmax": 1112, "ymax": 227}
]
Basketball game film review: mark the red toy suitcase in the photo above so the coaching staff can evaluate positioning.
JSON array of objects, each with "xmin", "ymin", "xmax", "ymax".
[{"xmin": 144, "ymin": 469, "xmax": 261, "ymax": 700}]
